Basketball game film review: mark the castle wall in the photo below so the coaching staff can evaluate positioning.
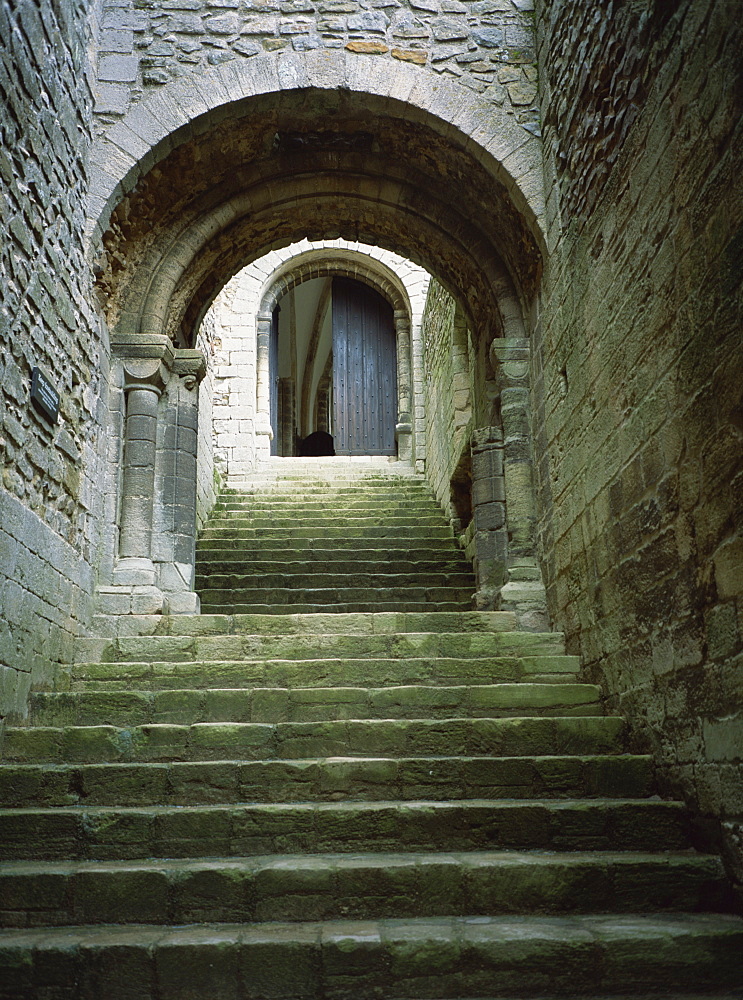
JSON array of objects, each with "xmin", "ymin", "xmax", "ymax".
[
  {"xmin": 534, "ymin": 0, "xmax": 743, "ymax": 886},
  {"xmin": 92, "ymin": 0, "xmax": 539, "ymax": 135},
  {"xmin": 0, "ymin": 0, "xmax": 107, "ymax": 720}
]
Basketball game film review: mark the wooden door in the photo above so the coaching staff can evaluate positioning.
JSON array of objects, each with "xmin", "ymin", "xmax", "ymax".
[
  {"xmin": 269, "ymin": 305, "xmax": 279, "ymax": 456},
  {"xmin": 332, "ymin": 278, "xmax": 397, "ymax": 456}
]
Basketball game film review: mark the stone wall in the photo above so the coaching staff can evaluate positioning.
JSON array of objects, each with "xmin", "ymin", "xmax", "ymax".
[
  {"xmin": 534, "ymin": 0, "xmax": 743, "ymax": 890},
  {"xmin": 422, "ymin": 279, "xmax": 472, "ymax": 529},
  {"xmin": 93, "ymin": 0, "xmax": 539, "ymax": 133},
  {"xmin": 0, "ymin": 0, "xmax": 105, "ymax": 720}
]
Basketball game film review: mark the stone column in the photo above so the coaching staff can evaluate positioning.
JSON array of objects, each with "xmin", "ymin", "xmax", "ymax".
[
  {"xmin": 490, "ymin": 337, "xmax": 549, "ymax": 630},
  {"xmin": 470, "ymin": 426, "xmax": 508, "ymax": 610},
  {"xmin": 394, "ymin": 310, "xmax": 413, "ymax": 462},
  {"xmin": 153, "ymin": 350, "xmax": 207, "ymax": 614},
  {"xmin": 111, "ymin": 355, "xmax": 168, "ymax": 607},
  {"xmin": 255, "ymin": 310, "xmax": 274, "ymax": 456}
]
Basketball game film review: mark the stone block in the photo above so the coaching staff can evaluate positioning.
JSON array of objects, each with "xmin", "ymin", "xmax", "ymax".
[{"xmin": 98, "ymin": 55, "xmax": 138, "ymax": 83}]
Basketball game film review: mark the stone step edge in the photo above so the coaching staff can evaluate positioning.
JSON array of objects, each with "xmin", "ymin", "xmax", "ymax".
[
  {"xmin": 84, "ymin": 610, "xmax": 529, "ymax": 639},
  {"xmin": 1, "ymin": 911, "xmax": 739, "ymax": 946},
  {"xmin": 1, "ymin": 847, "xmax": 722, "ymax": 874}
]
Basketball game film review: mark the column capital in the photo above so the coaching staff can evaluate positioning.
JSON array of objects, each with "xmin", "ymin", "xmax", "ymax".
[
  {"xmin": 173, "ymin": 348, "xmax": 207, "ymax": 389},
  {"xmin": 112, "ymin": 332, "xmax": 175, "ymax": 365}
]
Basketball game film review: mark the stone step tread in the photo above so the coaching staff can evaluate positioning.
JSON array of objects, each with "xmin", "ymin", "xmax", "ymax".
[
  {"xmin": 198, "ymin": 603, "xmax": 476, "ymax": 616},
  {"xmin": 195, "ymin": 560, "xmax": 472, "ymax": 574},
  {"xmin": 1, "ymin": 716, "xmax": 627, "ymax": 764},
  {"xmin": 0, "ymin": 800, "xmax": 693, "ymax": 860},
  {"xmin": 27, "ymin": 683, "xmax": 603, "ymax": 726},
  {"xmin": 74, "ymin": 632, "xmax": 566, "ymax": 665},
  {"xmin": 67, "ymin": 657, "xmax": 580, "ymax": 691},
  {"xmin": 0, "ymin": 851, "xmax": 731, "ymax": 928},
  {"xmin": 82, "ymin": 611, "xmax": 523, "ymax": 637},
  {"xmin": 198, "ymin": 538, "xmax": 462, "ymax": 551},
  {"xmin": 197, "ymin": 540, "xmax": 461, "ymax": 553},
  {"xmin": 195, "ymin": 573, "xmax": 476, "ymax": 587},
  {"xmin": 2, "ymin": 913, "xmax": 740, "ymax": 999},
  {"xmin": 213, "ymin": 502, "xmax": 444, "ymax": 513},
  {"xmin": 206, "ymin": 514, "xmax": 449, "ymax": 525},
  {"xmin": 0, "ymin": 754, "xmax": 656, "ymax": 805},
  {"xmin": 197, "ymin": 587, "xmax": 475, "ymax": 600}
]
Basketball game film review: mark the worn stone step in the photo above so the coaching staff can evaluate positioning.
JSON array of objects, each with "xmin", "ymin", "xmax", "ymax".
[
  {"xmin": 197, "ymin": 534, "xmax": 458, "ymax": 551},
  {"xmin": 195, "ymin": 572, "xmax": 475, "ymax": 591},
  {"xmin": 198, "ymin": 584, "xmax": 474, "ymax": 601},
  {"xmin": 206, "ymin": 514, "xmax": 449, "ymax": 529},
  {"xmin": 0, "ymin": 799, "xmax": 691, "ymax": 861},
  {"xmin": 198, "ymin": 588, "xmax": 474, "ymax": 609},
  {"xmin": 195, "ymin": 556, "xmax": 472, "ymax": 576},
  {"xmin": 67, "ymin": 655, "xmax": 579, "ymax": 692},
  {"xmin": 198, "ymin": 524, "xmax": 456, "ymax": 541},
  {"xmin": 27, "ymin": 683, "xmax": 602, "ymax": 727},
  {"xmin": 0, "ymin": 754, "xmax": 655, "ymax": 807},
  {"xmin": 0, "ymin": 851, "xmax": 731, "ymax": 929},
  {"xmin": 73, "ymin": 630, "xmax": 566, "ymax": 665},
  {"xmin": 84, "ymin": 611, "xmax": 519, "ymax": 638},
  {"xmin": 196, "ymin": 542, "xmax": 462, "ymax": 560},
  {"xmin": 214, "ymin": 499, "xmax": 442, "ymax": 514},
  {"xmin": 1, "ymin": 716, "xmax": 627, "ymax": 765},
  {"xmin": 3, "ymin": 912, "xmax": 741, "ymax": 999},
  {"xmin": 199, "ymin": 601, "xmax": 476, "ymax": 615}
]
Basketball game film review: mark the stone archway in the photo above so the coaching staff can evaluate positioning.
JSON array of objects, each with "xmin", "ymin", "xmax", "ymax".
[
  {"xmin": 91, "ymin": 50, "xmax": 546, "ymax": 618},
  {"xmin": 202, "ymin": 241, "xmax": 430, "ymax": 483}
]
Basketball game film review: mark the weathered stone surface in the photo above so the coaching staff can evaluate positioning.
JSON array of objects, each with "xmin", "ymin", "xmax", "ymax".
[{"xmin": 534, "ymin": 0, "xmax": 743, "ymax": 896}]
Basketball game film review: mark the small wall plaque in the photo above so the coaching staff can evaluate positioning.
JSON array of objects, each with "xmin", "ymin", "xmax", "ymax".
[{"xmin": 31, "ymin": 367, "xmax": 60, "ymax": 424}]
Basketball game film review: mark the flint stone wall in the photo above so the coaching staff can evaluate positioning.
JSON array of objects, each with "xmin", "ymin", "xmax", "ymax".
[
  {"xmin": 0, "ymin": 0, "xmax": 106, "ymax": 721},
  {"xmin": 93, "ymin": 0, "xmax": 540, "ymax": 135},
  {"xmin": 534, "ymin": 0, "xmax": 743, "ymax": 891}
]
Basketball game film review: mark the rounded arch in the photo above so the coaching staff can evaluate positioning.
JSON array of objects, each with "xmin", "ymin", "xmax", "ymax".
[
  {"xmin": 88, "ymin": 50, "xmax": 546, "ymax": 251},
  {"xmin": 258, "ymin": 247, "xmax": 412, "ymax": 316},
  {"xmin": 92, "ymin": 51, "xmax": 545, "ymax": 352}
]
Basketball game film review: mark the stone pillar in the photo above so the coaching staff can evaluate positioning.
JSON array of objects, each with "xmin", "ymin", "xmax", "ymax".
[
  {"xmin": 394, "ymin": 309, "xmax": 413, "ymax": 462},
  {"xmin": 98, "ymin": 335, "xmax": 208, "ymax": 619},
  {"xmin": 470, "ymin": 426, "xmax": 508, "ymax": 610},
  {"xmin": 153, "ymin": 350, "xmax": 207, "ymax": 614},
  {"xmin": 255, "ymin": 311, "xmax": 274, "ymax": 456},
  {"xmin": 110, "ymin": 351, "xmax": 169, "ymax": 614},
  {"xmin": 490, "ymin": 337, "xmax": 549, "ymax": 630}
]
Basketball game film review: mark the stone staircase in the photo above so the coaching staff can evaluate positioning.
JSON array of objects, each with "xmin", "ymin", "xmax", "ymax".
[
  {"xmin": 195, "ymin": 459, "xmax": 476, "ymax": 615},
  {"xmin": 0, "ymin": 458, "xmax": 740, "ymax": 998}
]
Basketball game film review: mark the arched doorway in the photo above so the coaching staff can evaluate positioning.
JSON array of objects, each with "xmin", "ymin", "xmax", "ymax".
[
  {"xmin": 270, "ymin": 276, "xmax": 398, "ymax": 457},
  {"xmin": 89, "ymin": 52, "xmax": 545, "ymax": 614}
]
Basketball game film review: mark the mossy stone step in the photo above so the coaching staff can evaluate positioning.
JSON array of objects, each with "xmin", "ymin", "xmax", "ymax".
[
  {"xmin": 214, "ymin": 500, "xmax": 442, "ymax": 514},
  {"xmin": 75, "ymin": 631, "xmax": 566, "ymax": 665},
  {"xmin": 68, "ymin": 655, "xmax": 580, "ymax": 692},
  {"xmin": 199, "ymin": 602, "xmax": 476, "ymax": 616},
  {"xmin": 195, "ymin": 557, "xmax": 472, "ymax": 576},
  {"xmin": 83, "ymin": 611, "xmax": 518, "ymax": 637},
  {"xmin": 207, "ymin": 514, "xmax": 449, "ymax": 529},
  {"xmin": 27, "ymin": 683, "xmax": 602, "ymax": 727},
  {"xmin": 0, "ymin": 851, "xmax": 730, "ymax": 929},
  {"xmin": 198, "ymin": 525, "xmax": 456, "ymax": 541},
  {"xmin": 195, "ymin": 572, "xmax": 475, "ymax": 591},
  {"xmin": 5, "ymin": 913, "xmax": 740, "ymax": 999},
  {"xmin": 198, "ymin": 588, "xmax": 474, "ymax": 610},
  {"xmin": 0, "ymin": 754, "xmax": 655, "ymax": 807},
  {"xmin": 0, "ymin": 798, "xmax": 691, "ymax": 861},
  {"xmin": 1, "ymin": 716, "xmax": 627, "ymax": 765},
  {"xmin": 197, "ymin": 535, "xmax": 458, "ymax": 551}
]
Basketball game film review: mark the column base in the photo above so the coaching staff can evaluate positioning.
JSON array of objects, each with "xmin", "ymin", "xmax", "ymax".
[
  {"xmin": 112, "ymin": 557, "xmax": 157, "ymax": 586},
  {"xmin": 96, "ymin": 584, "xmax": 166, "ymax": 616}
]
